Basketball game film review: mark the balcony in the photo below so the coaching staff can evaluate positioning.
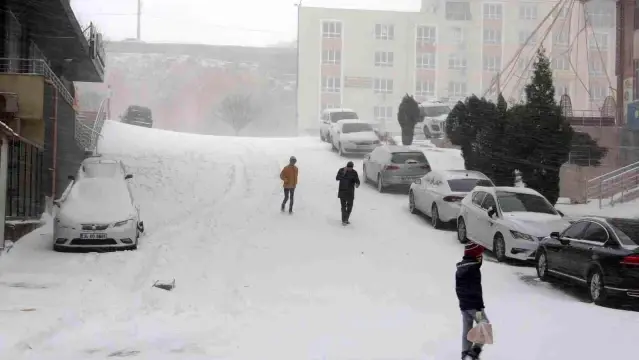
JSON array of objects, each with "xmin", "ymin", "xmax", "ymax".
[
  {"xmin": 0, "ymin": 58, "xmax": 74, "ymax": 105},
  {"xmin": 6, "ymin": 0, "xmax": 105, "ymax": 82}
]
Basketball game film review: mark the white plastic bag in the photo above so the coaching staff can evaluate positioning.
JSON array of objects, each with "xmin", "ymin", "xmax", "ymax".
[{"xmin": 466, "ymin": 312, "xmax": 494, "ymax": 345}]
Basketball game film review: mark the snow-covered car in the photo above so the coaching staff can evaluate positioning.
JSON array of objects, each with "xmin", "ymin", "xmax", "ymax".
[
  {"xmin": 53, "ymin": 175, "xmax": 143, "ymax": 251},
  {"xmin": 418, "ymin": 101, "xmax": 450, "ymax": 139},
  {"xmin": 319, "ymin": 108, "xmax": 359, "ymax": 142},
  {"xmin": 78, "ymin": 156, "xmax": 128, "ymax": 179},
  {"xmin": 330, "ymin": 120, "xmax": 381, "ymax": 156},
  {"xmin": 409, "ymin": 170, "xmax": 494, "ymax": 229},
  {"xmin": 456, "ymin": 186, "xmax": 570, "ymax": 262}
]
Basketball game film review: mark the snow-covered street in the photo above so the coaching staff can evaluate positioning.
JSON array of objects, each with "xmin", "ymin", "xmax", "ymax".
[{"xmin": 0, "ymin": 121, "xmax": 637, "ymax": 360}]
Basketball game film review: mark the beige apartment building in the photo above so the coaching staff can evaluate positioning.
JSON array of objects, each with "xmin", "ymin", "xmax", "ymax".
[{"xmin": 297, "ymin": 0, "xmax": 617, "ymax": 134}]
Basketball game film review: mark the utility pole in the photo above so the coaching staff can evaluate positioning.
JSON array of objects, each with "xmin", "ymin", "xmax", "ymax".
[{"xmin": 137, "ymin": 0, "xmax": 142, "ymax": 41}]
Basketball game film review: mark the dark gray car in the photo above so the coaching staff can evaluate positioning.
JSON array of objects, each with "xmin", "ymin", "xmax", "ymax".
[{"xmin": 362, "ymin": 145, "xmax": 431, "ymax": 192}]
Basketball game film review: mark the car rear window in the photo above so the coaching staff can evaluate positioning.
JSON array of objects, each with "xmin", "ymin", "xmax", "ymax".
[
  {"xmin": 496, "ymin": 191, "xmax": 557, "ymax": 215},
  {"xmin": 447, "ymin": 178, "xmax": 494, "ymax": 192},
  {"xmin": 331, "ymin": 112, "xmax": 358, "ymax": 122},
  {"xmin": 83, "ymin": 163, "xmax": 119, "ymax": 178},
  {"xmin": 608, "ymin": 218, "xmax": 639, "ymax": 246},
  {"xmin": 391, "ymin": 152, "xmax": 428, "ymax": 164}
]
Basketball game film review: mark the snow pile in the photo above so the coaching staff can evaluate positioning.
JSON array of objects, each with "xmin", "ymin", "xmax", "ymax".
[{"xmin": 423, "ymin": 147, "xmax": 466, "ymax": 170}]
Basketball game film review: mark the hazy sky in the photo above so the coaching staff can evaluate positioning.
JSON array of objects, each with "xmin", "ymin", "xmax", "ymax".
[{"xmin": 71, "ymin": 0, "xmax": 420, "ymax": 47}]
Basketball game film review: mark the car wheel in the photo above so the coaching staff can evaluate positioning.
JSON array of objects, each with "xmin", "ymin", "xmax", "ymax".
[
  {"xmin": 493, "ymin": 234, "xmax": 507, "ymax": 262},
  {"xmin": 457, "ymin": 217, "xmax": 468, "ymax": 244},
  {"xmin": 320, "ymin": 131, "xmax": 325, "ymax": 142},
  {"xmin": 331, "ymin": 138, "xmax": 337, "ymax": 150},
  {"xmin": 132, "ymin": 231, "xmax": 139, "ymax": 250},
  {"xmin": 363, "ymin": 165, "xmax": 370, "ymax": 183},
  {"xmin": 338, "ymin": 143, "xmax": 345, "ymax": 156},
  {"xmin": 409, "ymin": 191, "xmax": 418, "ymax": 214},
  {"xmin": 377, "ymin": 174, "xmax": 385, "ymax": 193},
  {"xmin": 536, "ymin": 250, "xmax": 550, "ymax": 281},
  {"xmin": 431, "ymin": 204, "xmax": 443, "ymax": 229},
  {"xmin": 588, "ymin": 268, "xmax": 608, "ymax": 305}
]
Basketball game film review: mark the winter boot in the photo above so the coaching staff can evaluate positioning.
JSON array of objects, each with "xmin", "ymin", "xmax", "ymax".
[{"xmin": 468, "ymin": 346, "xmax": 482, "ymax": 359}]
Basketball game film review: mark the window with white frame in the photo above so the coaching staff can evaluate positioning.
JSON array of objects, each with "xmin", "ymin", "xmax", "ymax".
[
  {"xmin": 448, "ymin": 81, "xmax": 467, "ymax": 97},
  {"xmin": 483, "ymin": 29, "xmax": 502, "ymax": 44},
  {"xmin": 416, "ymin": 52, "xmax": 436, "ymax": 69},
  {"xmin": 322, "ymin": 103, "xmax": 339, "ymax": 111},
  {"xmin": 553, "ymin": 30, "xmax": 569, "ymax": 46},
  {"xmin": 552, "ymin": 55, "xmax": 570, "ymax": 71},
  {"xmin": 322, "ymin": 77, "xmax": 341, "ymax": 93},
  {"xmin": 373, "ymin": 78, "xmax": 394, "ymax": 94},
  {"xmin": 322, "ymin": 49, "xmax": 341, "ymax": 65},
  {"xmin": 375, "ymin": 51, "xmax": 394, "ymax": 67},
  {"xmin": 374, "ymin": 106, "xmax": 393, "ymax": 121},
  {"xmin": 483, "ymin": 55, "xmax": 501, "ymax": 72},
  {"xmin": 416, "ymin": 26, "xmax": 437, "ymax": 45},
  {"xmin": 520, "ymin": 4, "xmax": 538, "ymax": 20},
  {"xmin": 590, "ymin": 85, "xmax": 608, "ymax": 101},
  {"xmin": 451, "ymin": 26, "xmax": 465, "ymax": 44},
  {"xmin": 589, "ymin": 32, "xmax": 608, "ymax": 50},
  {"xmin": 586, "ymin": 3, "xmax": 614, "ymax": 28},
  {"xmin": 449, "ymin": 53, "xmax": 467, "ymax": 69},
  {"xmin": 375, "ymin": 24, "xmax": 395, "ymax": 40},
  {"xmin": 416, "ymin": 80, "xmax": 435, "ymax": 97},
  {"xmin": 483, "ymin": 3, "xmax": 502, "ymax": 20},
  {"xmin": 517, "ymin": 57, "xmax": 530, "ymax": 71},
  {"xmin": 519, "ymin": 30, "xmax": 537, "ymax": 45},
  {"xmin": 446, "ymin": 1, "xmax": 472, "ymax": 21},
  {"xmin": 589, "ymin": 58, "xmax": 605, "ymax": 75},
  {"xmin": 322, "ymin": 21, "xmax": 342, "ymax": 38}
]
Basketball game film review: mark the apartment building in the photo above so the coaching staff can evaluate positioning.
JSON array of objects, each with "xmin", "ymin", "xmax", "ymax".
[{"xmin": 297, "ymin": 0, "xmax": 617, "ymax": 134}]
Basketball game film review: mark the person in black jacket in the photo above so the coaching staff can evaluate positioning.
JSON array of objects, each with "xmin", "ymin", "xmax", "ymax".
[
  {"xmin": 455, "ymin": 242, "xmax": 489, "ymax": 360},
  {"xmin": 335, "ymin": 161, "xmax": 360, "ymax": 225}
]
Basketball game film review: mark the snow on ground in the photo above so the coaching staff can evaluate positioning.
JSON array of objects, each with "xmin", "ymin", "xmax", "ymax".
[
  {"xmin": 557, "ymin": 195, "xmax": 639, "ymax": 218},
  {"xmin": 0, "ymin": 120, "xmax": 637, "ymax": 359}
]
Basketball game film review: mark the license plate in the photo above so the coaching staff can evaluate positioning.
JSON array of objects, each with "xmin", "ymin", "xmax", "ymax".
[
  {"xmin": 401, "ymin": 176, "xmax": 417, "ymax": 181},
  {"xmin": 80, "ymin": 233, "xmax": 107, "ymax": 240}
]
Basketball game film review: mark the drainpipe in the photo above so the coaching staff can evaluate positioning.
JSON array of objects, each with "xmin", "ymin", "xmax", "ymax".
[
  {"xmin": 0, "ymin": 134, "xmax": 8, "ymax": 252},
  {"xmin": 52, "ymin": 87, "xmax": 58, "ymax": 197}
]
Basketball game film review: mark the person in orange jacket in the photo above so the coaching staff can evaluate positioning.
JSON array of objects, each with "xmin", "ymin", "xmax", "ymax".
[{"xmin": 280, "ymin": 156, "xmax": 298, "ymax": 213}]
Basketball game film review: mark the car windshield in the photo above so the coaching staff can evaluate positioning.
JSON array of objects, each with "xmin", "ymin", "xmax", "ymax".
[
  {"xmin": 391, "ymin": 152, "xmax": 428, "ymax": 164},
  {"xmin": 83, "ymin": 162, "xmax": 120, "ymax": 178},
  {"xmin": 342, "ymin": 123, "xmax": 373, "ymax": 133},
  {"xmin": 496, "ymin": 191, "xmax": 557, "ymax": 214},
  {"xmin": 447, "ymin": 178, "xmax": 494, "ymax": 192},
  {"xmin": 331, "ymin": 112, "xmax": 358, "ymax": 122},
  {"xmin": 129, "ymin": 107, "xmax": 151, "ymax": 118},
  {"xmin": 421, "ymin": 105, "xmax": 450, "ymax": 118},
  {"xmin": 608, "ymin": 218, "xmax": 639, "ymax": 246}
]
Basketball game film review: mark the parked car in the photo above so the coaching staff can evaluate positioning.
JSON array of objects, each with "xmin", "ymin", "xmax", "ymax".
[
  {"xmin": 319, "ymin": 108, "xmax": 359, "ymax": 142},
  {"xmin": 409, "ymin": 170, "xmax": 494, "ymax": 229},
  {"xmin": 536, "ymin": 216, "xmax": 639, "ymax": 305},
  {"xmin": 329, "ymin": 120, "xmax": 381, "ymax": 156},
  {"xmin": 363, "ymin": 145, "xmax": 431, "ymax": 192},
  {"xmin": 418, "ymin": 101, "xmax": 450, "ymax": 139},
  {"xmin": 78, "ymin": 156, "xmax": 128, "ymax": 180},
  {"xmin": 122, "ymin": 105, "xmax": 153, "ymax": 128},
  {"xmin": 457, "ymin": 186, "xmax": 570, "ymax": 262},
  {"xmin": 53, "ymin": 172, "xmax": 142, "ymax": 251}
]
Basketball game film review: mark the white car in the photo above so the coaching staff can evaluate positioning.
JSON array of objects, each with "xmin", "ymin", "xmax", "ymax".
[
  {"xmin": 330, "ymin": 120, "xmax": 381, "ymax": 156},
  {"xmin": 409, "ymin": 170, "xmax": 494, "ymax": 229},
  {"xmin": 319, "ymin": 108, "xmax": 359, "ymax": 143},
  {"xmin": 456, "ymin": 186, "xmax": 571, "ymax": 262},
  {"xmin": 78, "ymin": 156, "xmax": 127, "ymax": 179},
  {"xmin": 53, "ymin": 174, "xmax": 142, "ymax": 251}
]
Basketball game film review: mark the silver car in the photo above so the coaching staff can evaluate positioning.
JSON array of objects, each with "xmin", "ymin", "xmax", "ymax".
[{"xmin": 362, "ymin": 145, "xmax": 431, "ymax": 192}]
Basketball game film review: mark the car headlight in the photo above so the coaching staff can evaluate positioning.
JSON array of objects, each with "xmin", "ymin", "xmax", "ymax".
[
  {"xmin": 510, "ymin": 230, "xmax": 537, "ymax": 241},
  {"xmin": 114, "ymin": 219, "xmax": 133, "ymax": 227}
]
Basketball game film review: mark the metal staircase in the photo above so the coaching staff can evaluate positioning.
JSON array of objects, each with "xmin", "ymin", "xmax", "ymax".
[
  {"xmin": 75, "ymin": 97, "xmax": 108, "ymax": 153},
  {"xmin": 586, "ymin": 161, "xmax": 639, "ymax": 208}
]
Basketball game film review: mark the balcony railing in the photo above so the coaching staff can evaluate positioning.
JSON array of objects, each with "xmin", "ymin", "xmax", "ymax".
[
  {"xmin": 75, "ymin": 98, "xmax": 107, "ymax": 152},
  {"xmin": 0, "ymin": 58, "xmax": 74, "ymax": 105},
  {"xmin": 6, "ymin": 137, "xmax": 45, "ymax": 219}
]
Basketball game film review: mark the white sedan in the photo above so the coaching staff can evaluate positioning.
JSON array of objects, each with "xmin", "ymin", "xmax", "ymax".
[
  {"xmin": 409, "ymin": 170, "xmax": 494, "ymax": 229},
  {"xmin": 53, "ymin": 175, "xmax": 142, "ymax": 251},
  {"xmin": 78, "ymin": 155, "xmax": 128, "ymax": 179},
  {"xmin": 330, "ymin": 120, "xmax": 381, "ymax": 156},
  {"xmin": 456, "ymin": 186, "xmax": 571, "ymax": 262}
]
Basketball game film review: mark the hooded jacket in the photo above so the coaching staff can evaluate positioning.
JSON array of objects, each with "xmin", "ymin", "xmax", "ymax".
[
  {"xmin": 336, "ymin": 168, "xmax": 360, "ymax": 199},
  {"xmin": 455, "ymin": 256, "xmax": 484, "ymax": 311}
]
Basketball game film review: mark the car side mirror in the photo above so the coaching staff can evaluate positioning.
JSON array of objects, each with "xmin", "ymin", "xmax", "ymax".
[
  {"xmin": 487, "ymin": 206, "xmax": 497, "ymax": 218},
  {"xmin": 414, "ymin": 178, "xmax": 422, "ymax": 184},
  {"xmin": 53, "ymin": 199, "xmax": 61, "ymax": 207},
  {"xmin": 556, "ymin": 209, "xmax": 565, "ymax": 217},
  {"xmin": 68, "ymin": 175, "xmax": 75, "ymax": 181},
  {"xmin": 550, "ymin": 232, "xmax": 560, "ymax": 239},
  {"xmin": 125, "ymin": 174, "xmax": 133, "ymax": 180}
]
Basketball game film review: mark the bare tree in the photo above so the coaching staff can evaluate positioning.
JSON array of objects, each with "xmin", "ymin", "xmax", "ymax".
[{"xmin": 216, "ymin": 94, "xmax": 261, "ymax": 135}]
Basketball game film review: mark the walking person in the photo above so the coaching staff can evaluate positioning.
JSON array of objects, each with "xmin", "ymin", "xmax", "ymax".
[
  {"xmin": 280, "ymin": 156, "xmax": 298, "ymax": 213},
  {"xmin": 335, "ymin": 161, "xmax": 360, "ymax": 225},
  {"xmin": 456, "ymin": 242, "xmax": 490, "ymax": 360}
]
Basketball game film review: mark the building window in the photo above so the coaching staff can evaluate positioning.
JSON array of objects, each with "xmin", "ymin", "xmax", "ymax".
[
  {"xmin": 322, "ymin": 21, "xmax": 342, "ymax": 38},
  {"xmin": 416, "ymin": 80, "xmax": 435, "ymax": 97},
  {"xmin": 417, "ymin": 52, "xmax": 436, "ymax": 69},
  {"xmin": 557, "ymin": 6, "xmax": 569, "ymax": 19},
  {"xmin": 416, "ymin": 26, "xmax": 437, "ymax": 45},
  {"xmin": 375, "ymin": 24, "xmax": 395, "ymax": 40},
  {"xmin": 520, "ymin": 4, "xmax": 538, "ymax": 20},
  {"xmin": 449, "ymin": 53, "xmax": 467, "ymax": 69},
  {"xmin": 483, "ymin": 29, "xmax": 502, "ymax": 44},
  {"xmin": 590, "ymin": 86, "xmax": 608, "ymax": 101},
  {"xmin": 373, "ymin": 78, "xmax": 394, "ymax": 94},
  {"xmin": 552, "ymin": 55, "xmax": 570, "ymax": 71},
  {"xmin": 322, "ymin": 103, "xmax": 339, "ymax": 111},
  {"xmin": 446, "ymin": 1, "xmax": 472, "ymax": 21},
  {"xmin": 451, "ymin": 27, "xmax": 465, "ymax": 44},
  {"xmin": 589, "ymin": 58, "xmax": 605, "ymax": 75},
  {"xmin": 553, "ymin": 30, "xmax": 569, "ymax": 46},
  {"xmin": 589, "ymin": 33, "xmax": 608, "ymax": 50},
  {"xmin": 322, "ymin": 49, "xmax": 341, "ymax": 65},
  {"xmin": 448, "ymin": 81, "xmax": 467, "ymax": 97},
  {"xmin": 374, "ymin": 106, "xmax": 394, "ymax": 121},
  {"xmin": 519, "ymin": 30, "xmax": 537, "ymax": 45},
  {"xmin": 483, "ymin": 4, "xmax": 502, "ymax": 20},
  {"xmin": 322, "ymin": 77, "xmax": 341, "ymax": 93},
  {"xmin": 555, "ymin": 82, "xmax": 571, "ymax": 99},
  {"xmin": 517, "ymin": 57, "xmax": 530, "ymax": 71},
  {"xmin": 586, "ymin": 3, "xmax": 614, "ymax": 28},
  {"xmin": 375, "ymin": 51, "xmax": 394, "ymax": 67},
  {"xmin": 483, "ymin": 55, "xmax": 501, "ymax": 72}
]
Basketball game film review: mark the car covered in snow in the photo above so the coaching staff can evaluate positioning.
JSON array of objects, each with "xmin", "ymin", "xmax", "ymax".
[
  {"xmin": 122, "ymin": 105, "xmax": 153, "ymax": 128},
  {"xmin": 53, "ymin": 171, "xmax": 143, "ymax": 251},
  {"xmin": 457, "ymin": 186, "xmax": 570, "ymax": 262},
  {"xmin": 319, "ymin": 108, "xmax": 359, "ymax": 143},
  {"xmin": 409, "ymin": 170, "xmax": 494, "ymax": 229},
  {"xmin": 78, "ymin": 156, "xmax": 128, "ymax": 180},
  {"xmin": 329, "ymin": 120, "xmax": 381, "ymax": 156}
]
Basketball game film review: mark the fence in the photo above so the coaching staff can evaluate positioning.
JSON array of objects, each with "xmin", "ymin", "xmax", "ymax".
[
  {"xmin": 568, "ymin": 145, "xmax": 639, "ymax": 168},
  {"xmin": 5, "ymin": 138, "xmax": 44, "ymax": 219},
  {"xmin": 75, "ymin": 97, "xmax": 107, "ymax": 153}
]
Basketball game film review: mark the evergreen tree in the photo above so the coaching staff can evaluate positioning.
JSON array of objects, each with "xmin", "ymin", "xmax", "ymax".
[
  {"xmin": 482, "ymin": 93, "xmax": 516, "ymax": 186},
  {"xmin": 397, "ymin": 94, "xmax": 421, "ymax": 145},
  {"xmin": 570, "ymin": 131, "xmax": 608, "ymax": 167}
]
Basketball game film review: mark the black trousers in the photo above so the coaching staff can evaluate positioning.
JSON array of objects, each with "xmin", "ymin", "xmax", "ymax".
[
  {"xmin": 340, "ymin": 197, "xmax": 354, "ymax": 222},
  {"xmin": 282, "ymin": 188, "xmax": 295, "ymax": 210}
]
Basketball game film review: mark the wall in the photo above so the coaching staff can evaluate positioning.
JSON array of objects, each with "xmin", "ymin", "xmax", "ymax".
[{"xmin": 0, "ymin": 75, "xmax": 46, "ymax": 145}]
